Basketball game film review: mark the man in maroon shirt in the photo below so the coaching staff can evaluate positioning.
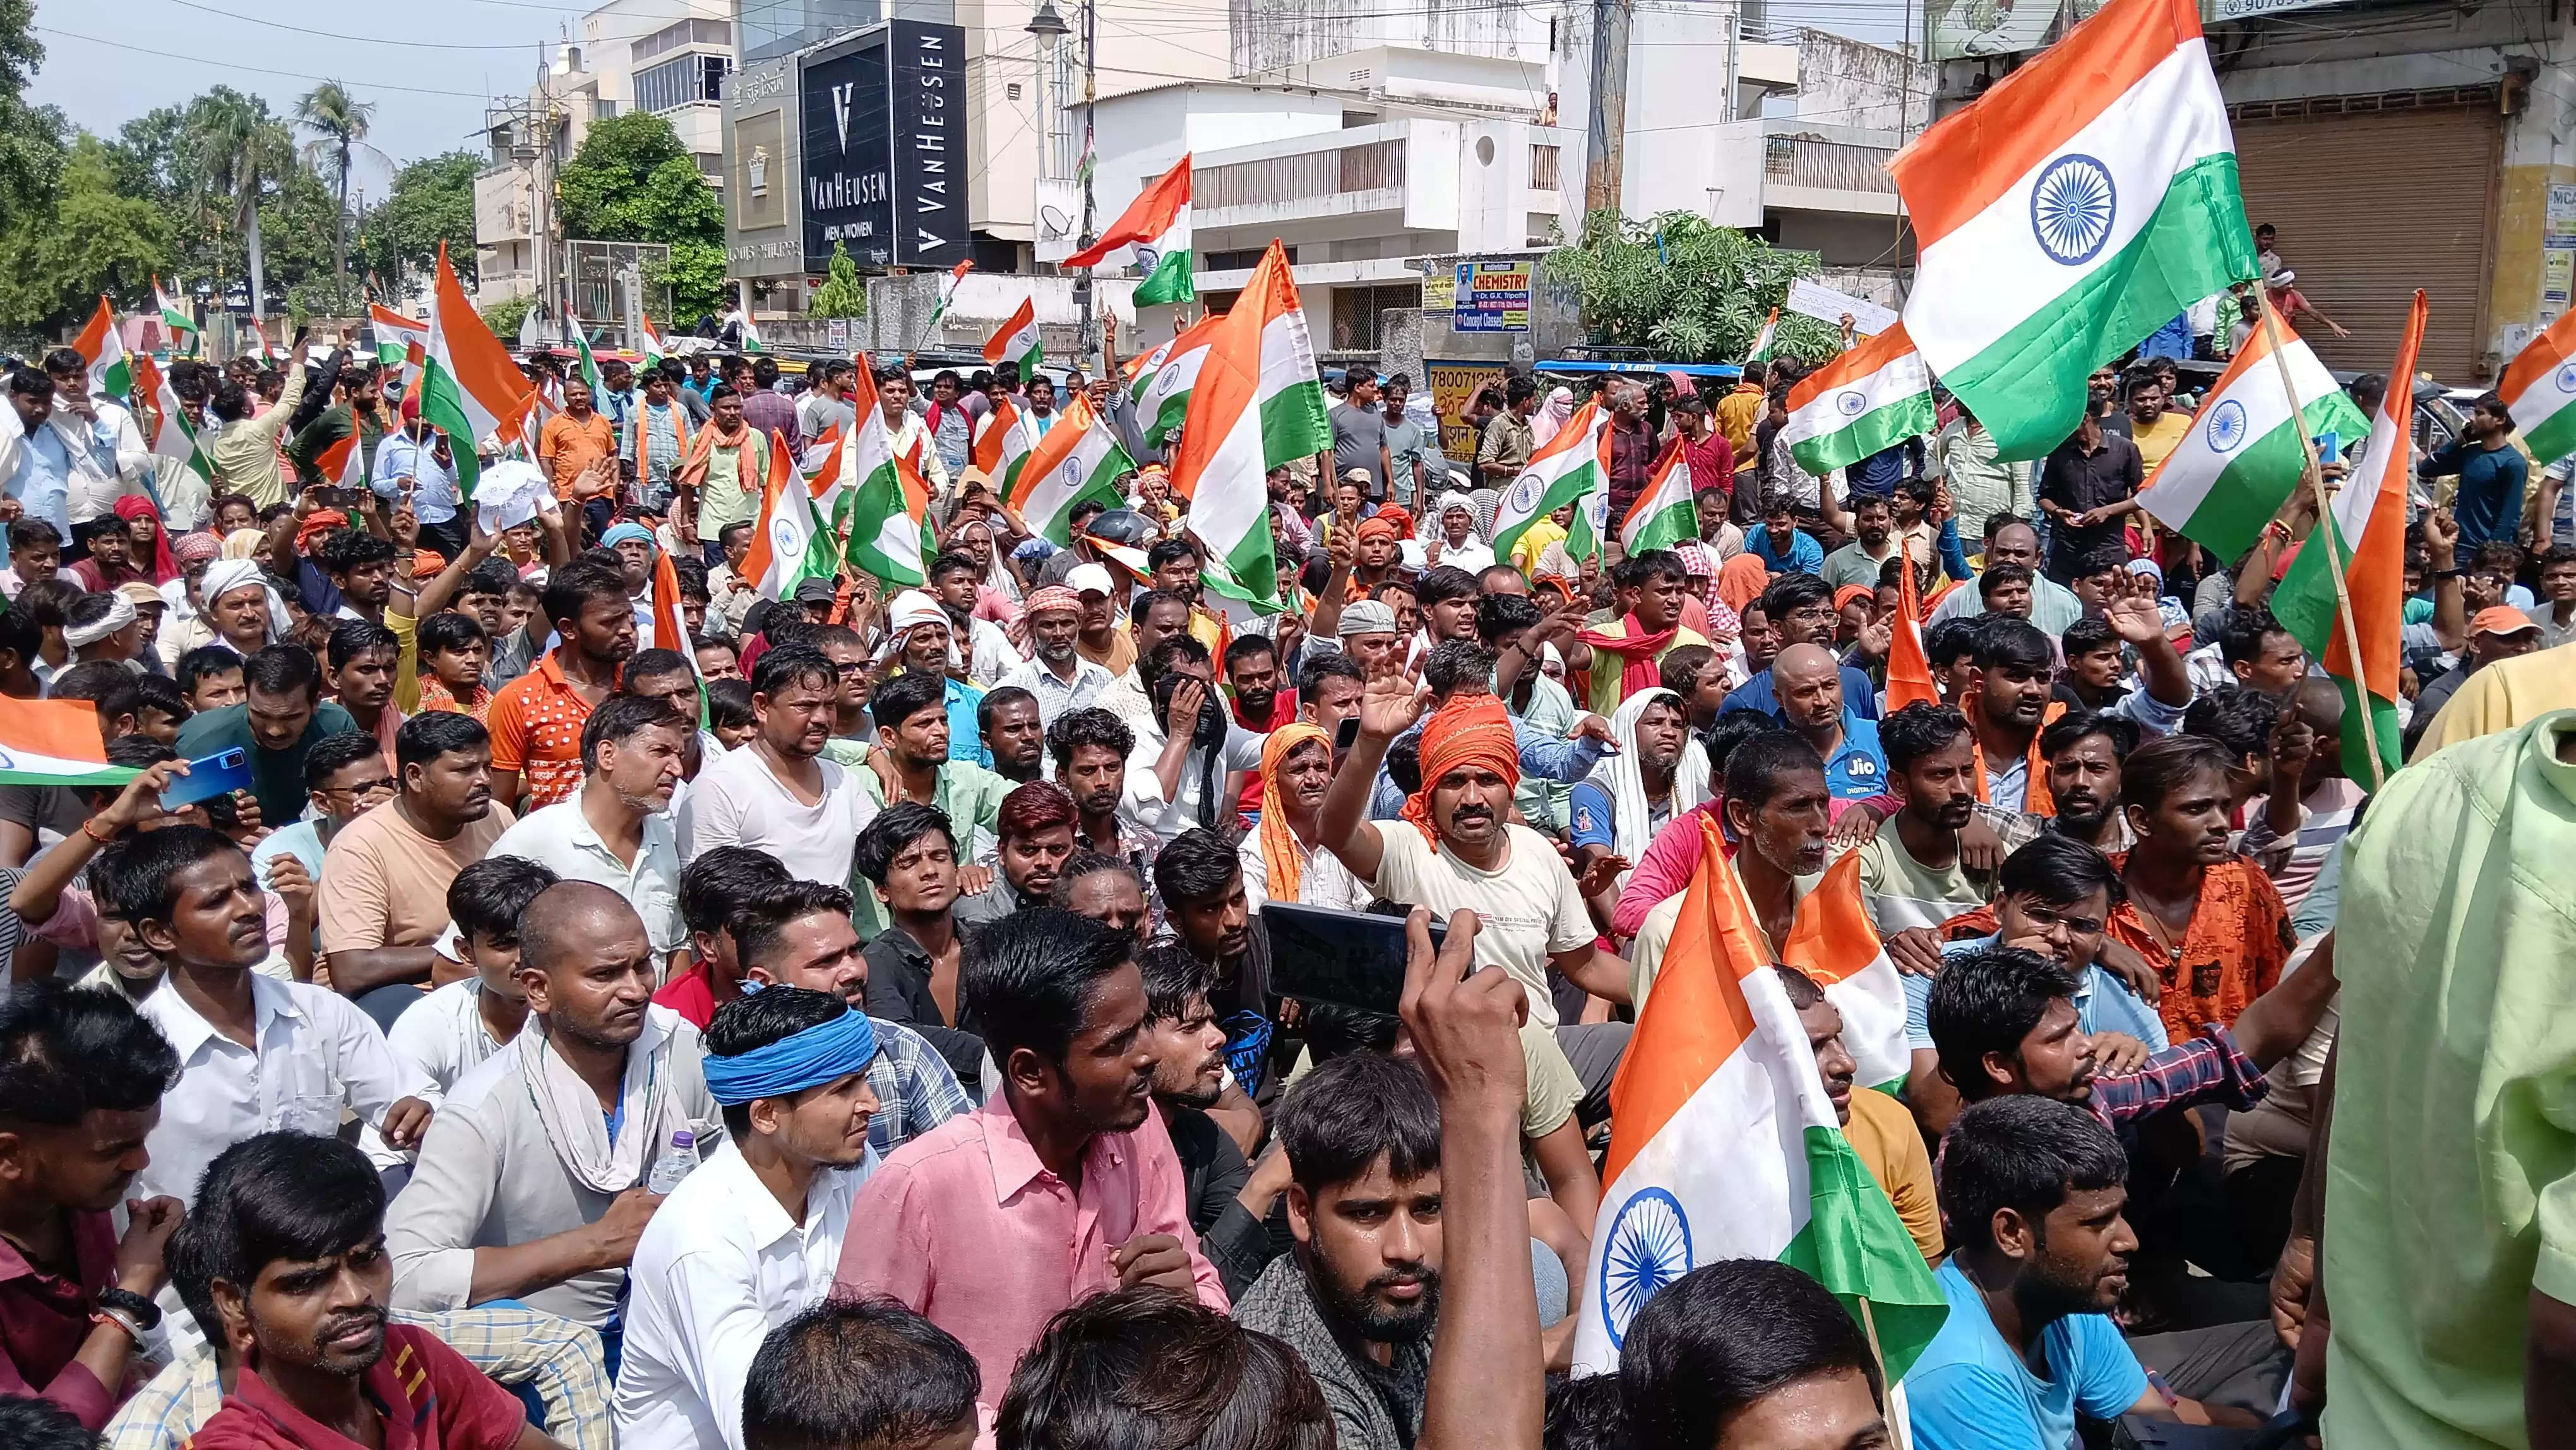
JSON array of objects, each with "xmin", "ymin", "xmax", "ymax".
[
  {"xmin": 1602, "ymin": 381, "xmax": 1655, "ymax": 536},
  {"xmin": 191, "ymin": 1132, "xmax": 561, "ymax": 1450},
  {"xmin": 1672, "ymin": 393, "xmax": 1738, "ymax": 513},
  {"xmin": 0, "ymin": 981, "xmax": 184, "ymax": 1429}
]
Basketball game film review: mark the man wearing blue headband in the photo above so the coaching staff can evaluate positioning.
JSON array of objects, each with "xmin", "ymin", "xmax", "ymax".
[{"xmin": 614, "ymin": 985, "xmax": 883, "ymax": 1450}]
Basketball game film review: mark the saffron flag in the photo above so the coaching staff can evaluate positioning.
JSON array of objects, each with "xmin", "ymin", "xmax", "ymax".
[
  {"xmin": 2132, "ymin": 317, "xmax": 2366, "ymax": 562},
  {"xmin": 1167, "ymin": 242, "xmax": 1330, "ymax": 610},
  {"xmin": 2498, "ymin": 300, "xmax": 2576, "ymax": 468},
  {"xmin": 1884, "ymin": 550, "xmax": 1940, "ymax": 711},
  {"xmin": 1064, "ymin": 153, "xmax": 1195, "ymax": 306},
  {"xmin": 420, "ymin": 243, "xmax": 536, "ymax": 494},
  {"xmin": 1784, "ymin": 324, "xmax": 1936, "ymax": 478},
  {"xmin": 1889, "ymin": 0, "xmax": 2259, "ymax": 459},
  {"xmin": 983, "ymin": 297, "xmax": 1042, "ymax": 378},
  {"xmin": 2272, "ymin": 290, "xmax": 2422, "ymax": 782},
  {"xmin": 1571, "ymin": 818, "xmax": 1947, "ymax": 1374}
]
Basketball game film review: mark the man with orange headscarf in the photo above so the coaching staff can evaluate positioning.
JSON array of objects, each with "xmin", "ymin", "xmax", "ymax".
[
  {"xmin": 1238, "ymin": 723, "xmax": 1370, "ymax": 914},
  {"xmin": 1319, "ymin": 674, "xmax": 1635, "ymax": 1113}
]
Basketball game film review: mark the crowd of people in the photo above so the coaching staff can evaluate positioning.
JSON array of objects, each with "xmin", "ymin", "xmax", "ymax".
[{"xmin": 0, "ymin": 316, "xmax": 2567, "ymax": 1450}]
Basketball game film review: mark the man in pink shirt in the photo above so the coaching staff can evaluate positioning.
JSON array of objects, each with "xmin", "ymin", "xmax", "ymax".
[{"xmin": 833, "ymin": 906, "xmax": 1225, "ymax": 1396}]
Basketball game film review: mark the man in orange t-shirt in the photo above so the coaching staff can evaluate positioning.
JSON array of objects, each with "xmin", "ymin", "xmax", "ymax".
[{"xmin": 538, "ymin": 378, "xmax": 619, "ymax": 513}]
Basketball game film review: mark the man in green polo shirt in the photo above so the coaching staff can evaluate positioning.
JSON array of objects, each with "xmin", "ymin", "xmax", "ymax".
[{"xmin": 172, "ymin": 643, "xmax": 359, "ymax": 827}]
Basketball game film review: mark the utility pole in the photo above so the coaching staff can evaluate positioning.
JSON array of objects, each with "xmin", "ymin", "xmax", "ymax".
[
  {"xmin": 1078, "ymin": 0, "xmax": 1098, "ymax": 371},
  {"xmin": 1582, "ymin": 0, "xmax": 1633, "ymax": 223}
]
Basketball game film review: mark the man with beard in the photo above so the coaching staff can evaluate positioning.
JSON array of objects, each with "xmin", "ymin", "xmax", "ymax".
[
  {"xmin": 722, "ymin": 880, "xmax": 969, "ymax": 1157},
  {"xmin": 1147, "ymin": 537, "xmax": 1225, "ymax": 654},
  {"xmin": 1098, "ymin": 589, "xmax": 1193, "ymax": 730},
  {"xmin": 318, "ymin": 712, "xmax": 519, "ymax": 1029},
  {"xmin": 1046, "ymin": 706, "xmax": 1159, "ymax": 877},
  {"xmin": 1151, "ymin": 828, "xmax": 1287, "ymax": 1101},
  {"xmin": 879, "ymin": 589, "xmax": 990, "ymax": 767},
  {"xmin": 388, "ymin": 883, "xmax": 718, "ymax": 1339},
  {"xmin": 189, "ymin": 1134, "xmax": 561, "ymax": 1450},
  {"xmin": 1928, "ymin": 519, "xmax": 2084, "ymax": 635},
  {"xmin": 489, "ymin": 695, "xmax": 691, "ymax": 978},
  {"xmin": 1626, "ymin": 731, "xmax": 1834, "ymax": 1010},
  {"xmin": 1233, "ymin": 1049, "xmax": 1444, "ymax": 1450},
  {"xmin": 834, "ymin": 907, "xmax": 1224, "ymax": 1399},
  {"xmin": 487, "ymin": 560, "xmax": 636, "ymax": 813},
  {"xmin": 1242, "ymin": 724, "xmax": 1372, "ymax": 914},
  {"xmin": 1907, "ymin": 1098, "xmax": 2252, "ymax": 1448},
  {"xmin": 615, "ymin": 987, "xmax": 885, "ymax": 1450},
  {"xmin": 998, "ymin": 586, "xmax": 1111, "ymax": 726},
  {"xmin": 174, "ymin": 643, "xmax": 362, "ymax": 830},
  {"xmin": 1819, "ymin": 491, "xmax": 1907, "ymax": 592},
  {"xmin": 1136, "ymin": 942, "xmax": 1280, "ymax": 1299},
  {"xmin": 1961, "ymin": 602, "xmax": 2188, "ymax": 817},
  {"xmin": 681, "ymin": 646, "xmax": 880, "ymax": 890},
  {"xmin": 1567, "ymin": 689, "xmax": 1707, "ymax": 926},
  {"xmin": 977, "ymin": 686, "xmax": 1045, "ymax": 785},
  {"xmin": 1777, "ymin": 964, "xmax": 1941, "ymax": 1262},
  {"xmin": 1049, "ymin": 851, "xmax": 1154, "ymax": 947},
  {"xmin": 1771, "ymin": 642, "xmax": 1887, "ymax": 801},
  {"xmin": 956, "ymin": 781, "xmax": 1082, "ymax": 929},
  {"xmin": 1853, "ymin": 703, "xmax": 1991, "ymax": 936}
]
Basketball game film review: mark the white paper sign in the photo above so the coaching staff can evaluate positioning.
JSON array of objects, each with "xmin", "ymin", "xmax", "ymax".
[{"xmin": 1786, "ymin": 279, "xmax": 1899, "ymax": 338}]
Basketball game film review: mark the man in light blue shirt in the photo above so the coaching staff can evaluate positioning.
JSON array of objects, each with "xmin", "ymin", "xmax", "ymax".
[
  {"xmin": 0, "ymin": 369, "xmax": 73, "ymax": 543},
  {"xmin": 373, "ymin": 418, "xmax": 464, "ymax": 556},
  {"xmin": 1746, "ymin": 496, "xmax": 1825, "ymax": 575},
  {"xmin": 249, "ymin": 729, "xmax": 399, "ymax": 891}
]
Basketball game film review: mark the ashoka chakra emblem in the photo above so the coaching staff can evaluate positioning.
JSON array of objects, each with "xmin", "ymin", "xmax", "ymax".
[
  {"xmin": 1599, "ymin": 1187, "xmax": 1693, "ymax": 1347},
  {"xmin": 1836, "ymin": 389, "xmax": 1867, "ymax": 417},
  {"xmin": 772, "ymin": 517, "xmax": 801, "ymax": 553},
  {"xmin": 2030, "ymin": 154, "xmax": 2116, "ymax": 266},
  {"xmin": 2205, "ymin": 398, "xmax": 2249, "ymax": 454},
  {"xmin": 2556, "ymin": 362, "xmax": 2576, "ymax": 395},
  {"xmin": 1507, "ymin": 470, "xmax": 1546, "ymax": 512}
]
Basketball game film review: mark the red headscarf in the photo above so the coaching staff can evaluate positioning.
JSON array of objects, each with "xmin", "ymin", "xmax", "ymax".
[
  {"xmin": 113, "ymin": 495, "xmax": 177, "ymax": 584},
  {"xmin": 1374, "ymin": 505, "xmax": 1416, "ymax": 540},
  {"xmin": 294, "ymin": 509, "xmax": 349, "ymax": 555},
  {"xmin": 1401, "ymin": 695, "xmax": 1520, "ymax": 845}
]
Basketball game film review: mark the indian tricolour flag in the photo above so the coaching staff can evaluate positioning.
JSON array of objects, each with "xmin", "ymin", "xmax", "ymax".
[
  {"xmin": 2498, "ymin": 301, "xmax": 2576, "ymax": 467},
  {"xmin": 926, "ymin": 259, "xmax": 974, "ymax": 332},
  {"xmin": 1012, "ymin": 392, "xmax": 1134, "ymax": 546},
  {"xmin": 1064, "ymin": 153, "xmax": 1194, "ymax": 306},
  {"xmin": 1783, "ymin": 852, "xmax": 1914, "ymax": 1093},
  {"xmin": 134, "ymin": 355, "xmax": 210, "ymax": 485},
  {"xmin": 984, "ymin": 297, "xmax": 1042, "ymax": 378},
  {"xmin": 1889, "ymin": 0, "xmax": 2259, "ymax": 460},
  {"xmin": 313, "ymin": 430, "xmax": 369, "ymax": 493},
  {"xmin": 1134, "ymin": 311, "xmax": 1222, "ymax": 451},
  {"xmin": 2133, "ymin": 316, "xmax": 2367, "ymax": 562},
  {"xmin": 1783, "ymin": 323, "xmax": 1935, "ymax": 477},
  {"xmin": 840, "ymin": 359, "xmax": 936, "ymax": 587},
  {"xmin": 1572, "ymin": 817, "xmax": 1947, "ymax": 1374},
  {"xmin": 571, "ymin": 330, "xmax": 605, "ymax": 397},
  {"xmin": 636, "ymin": 315, "xmax": 666, "ymax": 370},
  {"xmin": 744, "ymin": 428, "xmax": 839, "ymax": 601},
  {"xmin": 0, "ymin": 698, "xmax": 136, "ymax": 789},
  {"xmin": 2273, "ymin": 291, "xmax": 2423, "ymax": 785},
  {"xmin": 1492, "ymin": 399, "xmax": 1607, "ymax": 560},
  {"xmin": 71, "ymin": 296, "xmax": 131, "ymax": 404},
  {"xmin": 1169, "ymin": 241, "xmax": 1330, "ymax": 610},
  {"xmin": 420, "ymin": 243, "xmax": 536, "ymax": 496},
  {"xmin": 1620, "ymin": 437, "xmax": 1697, "ymax": 556},
  {"xmin": 972, "ymin": 395, "xmax": 1036, "ymax": 498},
  {"xmin": 155, "ymin": 277, "xmax": 195, "ymax": 347},
  {"xmin": 1746, "ymin": 307, "xmax": 1779, "ymax": 364},
  {"xmin": 370, "ymin": 303, "xmax": 429, "ymax": 374}
]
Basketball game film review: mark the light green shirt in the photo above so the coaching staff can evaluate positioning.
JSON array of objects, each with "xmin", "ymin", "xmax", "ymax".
[
  {"xmin": 849, "ymin": 759, "xmax": 1011, "ymax": 940},
  {"xmin": 2323, "ymin": 709, "xmax": 2576, "ymax": 1450},
  {"xmin": 692, "ymin": 435, "xmax": 765, "ymax": 537},
  {"xmin": 1511, "ymin": 671, "xmax": 1580, "ymax": 832}
]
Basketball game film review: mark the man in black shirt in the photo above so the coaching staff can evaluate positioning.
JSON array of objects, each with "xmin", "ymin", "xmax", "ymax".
[
  {"xmin": 2037, "ymin": 412, "xmax": 2142, "ymax": 582},
  {"xmin": 1136, "ymin": 940, "xmax": 1280, "ymax": 1298}
]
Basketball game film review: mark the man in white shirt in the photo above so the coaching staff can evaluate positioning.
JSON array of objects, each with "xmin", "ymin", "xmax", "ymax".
[
  {"xmin": 124, "ymin": 824, "xmax": 433, "ymax": 1213},
  {"xmin": 40, "ymin": 347, "xmax": 152, "ymax": 525},
  {"xmin": 997, "ymin": 585, "xmax": 1112, "ymax": 726},
  {"xmin": 386, "ymin": 882, "xmax": 719, "ymax": 1332},
  {"xmin": 927, "ymin": 550, "xmax": 1017, "ymax": 686},
  {"xmin": 1123, "ymin": 636, "xmax": 1266, "ymax": 845},
  {"xmin": 614, "ymin": 986, "xmax": 881, "ymax": 1450},
  {"xmin": 387, "ymin": 856, "xmax": 558, "ymax": 1099},
  {"xmin": 489, "ymin": 694, "xmax": 691, "ymax": 976},
  {"xmin": 679, "ymin": 645, "xmax": 878, "ymax": 887}
]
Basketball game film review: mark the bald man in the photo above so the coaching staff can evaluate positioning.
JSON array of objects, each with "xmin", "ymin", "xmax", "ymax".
[
  {"xmin": 387, "ymin": 881, "xmax": 722, "ymax": 1334},
  {"xmin": 1774, "ymin": 642, "xmax": 1887, "ymax": 799}
]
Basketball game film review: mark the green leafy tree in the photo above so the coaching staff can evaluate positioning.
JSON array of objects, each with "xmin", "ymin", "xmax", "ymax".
[
  {"xmin": 360, "ymin": 152, "xmax": 478, "ymax": 293},
  {"xmin": 294, "ymin": 81, "xmax": 379, "ymax": 289},
  {"xmin": 0, "ymin": 1, "xmax": 65, "ymax": 240},
  {"xmin": 480, "ymin": 294, "xmax": 534, "ymax": 341},
  {"xmin": 557, "ymin": 112, "xmax": 727, "ymax": 321},
  {"xmin": 188, "ymin": 88, "xmax": 294, "ymax": 319},
  {"xmin": 1542, "ymin": 210, "xmax": 1841, "ymax": 364},
  {"xmin": 808, "ymin": 241, "xmax": 866, "ymax": 319},
  {"xmin": 0, "ymin": 135, "xmax": 172, "ymax": 335}
]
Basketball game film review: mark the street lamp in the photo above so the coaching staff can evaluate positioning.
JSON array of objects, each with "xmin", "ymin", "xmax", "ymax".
[{"xmin": 1025, "ymin": 0, "xmax": 1068, "ymax": 52}]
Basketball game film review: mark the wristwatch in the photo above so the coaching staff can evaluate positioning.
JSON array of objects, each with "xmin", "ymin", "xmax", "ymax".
[{"xmin": 94, "ymin": 1286, "xmax": 162, "ymax": 1333}]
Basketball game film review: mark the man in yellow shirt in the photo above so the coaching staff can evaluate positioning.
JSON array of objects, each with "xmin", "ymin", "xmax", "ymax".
[
  {"xmin": 1781, "ymin": 964, "xmax": 1941, "ymax": 1261},
  {"xmin": 2409, "ymin": 638, "xmax": 2576, "ymax": 758},
  {"xmin": 2124, "ymin": 374, "xmax": 2193, "ymax": 473},
  {"xmin": 1510, "ymin": 501, "xmax": 1571, "ymax": 578},
  {"xmin": 205, "ymin": 342, "xmax": 312, "ymax": 507}
]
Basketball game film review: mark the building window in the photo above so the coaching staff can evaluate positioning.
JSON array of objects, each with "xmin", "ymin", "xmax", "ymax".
[
  {"xmin": 1198, "ymin": 246, "xmax": 1295, "ymax": 272},
  {"xmin": 1531, "ymin": 144, "xmax": 1559, "ymax": 191},
  {"xmin": 636, "ymin": 53, "xmax": 731, "ymax": 113},
  {"xmin": 1330, "ymin": 283, "xmax": 1421, "ymax": 352},
  {"xmin": 633, "ymin": 16, "xmax": 732, "ymax": 64}
]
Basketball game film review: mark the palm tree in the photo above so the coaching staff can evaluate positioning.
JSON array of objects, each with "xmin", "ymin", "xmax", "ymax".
[
  {"xmin": 190, "ymin": 89, "xmax": 292, "ymax": 323},
  {"xmin": 295, "ymin": 81, "xmax": 380, "ymax": 292}
]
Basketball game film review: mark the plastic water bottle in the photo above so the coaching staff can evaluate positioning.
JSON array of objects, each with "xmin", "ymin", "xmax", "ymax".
[{"xmin": 645, "ymin": 1129, "xmax": 699, "ymax": 1194}]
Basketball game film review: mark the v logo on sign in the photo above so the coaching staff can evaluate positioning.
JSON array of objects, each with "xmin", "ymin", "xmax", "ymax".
[{"xmin": 830, "ymin": 83, "xmax": 856, "ymax": 152}]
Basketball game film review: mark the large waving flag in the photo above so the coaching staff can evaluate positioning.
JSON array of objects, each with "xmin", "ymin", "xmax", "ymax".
[
  {"xmin": 840, "ymin": 360, "xmax": 935, "ymax": 587},
  {"xmin": 1013, "ymin": 392, "xmax": 1136, "ymax": 547},
  {"xmin": 71, "ymin": 296, "xmax": 131, "ymax": 403},
  {"xmin": 0, "ymin": 699, "xmax": 136, "ymax": 789},
  {"xmin": 1491, "ymin": 399, "xmax": 1607, "ymax": 560},
  {"xmin": 1784, "ymin": 324, "xmax": 1935, "ymax": 477},
  {"xmin": 1133, "ymin": 310, "xmax": 1222, "ymax": 451},
  {"xmin": 421, "ymin": 243, "xmax": 536, "ymax": 495},
  {"xmin": 1782, "ymin": 853, "xmax": 1914, "ymax": 1093},
  {"xmin": 2274, "ymin": 291, "xmax": 2422, "ymax": 785},
  {"xmin": 313, "ymin": 430, "xmax": 369, "ymax": 493},
  {"xmin": 370, "ymin": 302, "xmax": 430, "ymax": 373},
  {"xmin": 1065, "ymin": 154, "xmax": 1195, "ymax": 306},
  {"xmin": 744, "ymin": 428, "xmax": 840, "ymax": 600},
  {"xmin": 972, "ymin": 393, "xmax": 1036, "ymax": 498},
  {"xmin": 2498, "ymin": 303, "xmax": 2576, "ymax": 468},
  {"xmin": 1890, "ymin": 0, "xmax": 2258, "ymax": 459},
  {"xmin": 1169, "ymin": 242, "xmax": 1330, "ymax": 610},
  {"xmin": 1573, "ymin": 818, "xmax": 1947, "ymax": 1374},
  {"xmin": 1620, "ymin": 436, "xmax": 1696, "ymax": 556},
  {"xmin": 983, "ymin": 297, "xmax": 1042, "ymax": 377},
  {"xmin": 2133, "ymin": 318, "xmax": 2367, "ymax": 562}
]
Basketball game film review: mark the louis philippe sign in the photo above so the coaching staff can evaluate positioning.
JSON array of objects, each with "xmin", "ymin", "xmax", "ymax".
[{"xmin": 799, "ymin": 20, "xmax": 969, "ymax": 273}]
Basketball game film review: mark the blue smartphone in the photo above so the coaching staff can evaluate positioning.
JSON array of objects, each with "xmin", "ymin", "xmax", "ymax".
[
  {"xmin": 161, "ymin": 748, "xmax": 254, "ymax": 812},
  {"xmin": 2314, "ymin": 431, "xmax": 2340, "ymax": 467}
]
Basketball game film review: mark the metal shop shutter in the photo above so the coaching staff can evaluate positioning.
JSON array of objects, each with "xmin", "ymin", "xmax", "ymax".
[{"xmin": 2232, "ymin": 87, "xmax": 2501, "ymax": 383}]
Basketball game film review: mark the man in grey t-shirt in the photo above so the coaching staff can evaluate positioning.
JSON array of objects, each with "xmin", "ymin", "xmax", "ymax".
[{"xmin": 1331, "ymin": 366, "xmax": 1390, "ymax": 501}]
